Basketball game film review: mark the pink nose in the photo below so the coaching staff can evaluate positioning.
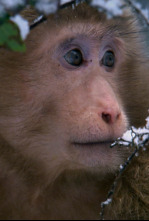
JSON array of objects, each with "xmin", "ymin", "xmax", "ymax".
[{"xmin": 100, "ymin": 109, "xmax": 121, "ymax": 124}]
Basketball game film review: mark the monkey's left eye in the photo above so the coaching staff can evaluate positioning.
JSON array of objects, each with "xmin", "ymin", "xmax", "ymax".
[
  {"xmin": 64, "ymin": 49, "xmax": 83, "ymax": 66},
  {"xmin": 102, "ymin": 51, "xmax": 115, "ymax": 68}
]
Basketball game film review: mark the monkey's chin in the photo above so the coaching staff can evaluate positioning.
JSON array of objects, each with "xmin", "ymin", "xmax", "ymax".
[{"xmin": 71, "ymin": 141, "xmax": 125, "ymax": 174}]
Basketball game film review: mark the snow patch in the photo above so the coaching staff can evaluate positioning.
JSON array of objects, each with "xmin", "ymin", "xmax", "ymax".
[
  {"xmin": 35, "ymin": 0, "xmax": 58, "ymax": 15},
  {"xmin": 91, "ymin": 0, "xmax": 124, "ymax": 17},
  {"xmin": 11, "ymin": 15, "xmax": 29, "ymax": 40},
  {"xmin": 120, "ymin": 125, "xmax": 149, "ymax": 147},
  {"xmin": 101, "ymin": 198, "xmax": 112, "ymax": 206},
  {"xmin": 0, "ymin": 0, "xmax": 25, "ymax": 9},
  {"xmin": 146, "ymin": 116, "xmax": 149, "ymax": 129},
  {"xmin": 61, "ymin": 0, "xmax": 72, "ymax": 4}
]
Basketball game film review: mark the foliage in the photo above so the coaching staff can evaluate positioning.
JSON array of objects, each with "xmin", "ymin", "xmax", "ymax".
[
  {"xmin": 0, "ymin": 18, "xmax": 26, "ymax": 52},
  {"xmin": 0, "ymin": 0, "xmax": 149, "ymax": 52}
]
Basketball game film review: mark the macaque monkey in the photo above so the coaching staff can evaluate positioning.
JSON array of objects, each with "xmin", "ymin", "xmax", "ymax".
[{"xmin": 0, "ymin": 2, "xmax": 148, "ymax": 220}]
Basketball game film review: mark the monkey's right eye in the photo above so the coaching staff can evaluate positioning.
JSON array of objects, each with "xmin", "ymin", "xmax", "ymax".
[{"xmin": 64, "ymin": 49, "xmax": 83, "ymax": 66}]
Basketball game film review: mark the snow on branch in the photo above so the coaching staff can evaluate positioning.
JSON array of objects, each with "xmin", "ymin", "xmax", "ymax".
[
  {"xmin": 90, "ymin": 0, "xmax": 125, "ymax": 18},
  {"xmin": 100, "ymin": 116, "xmax": 149, "ymax": 220}
]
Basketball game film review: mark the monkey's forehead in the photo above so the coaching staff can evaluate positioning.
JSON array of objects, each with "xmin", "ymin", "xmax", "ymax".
[{"xmin": 21, "ymin": 2, "xmax": 141, "ymax": 56}]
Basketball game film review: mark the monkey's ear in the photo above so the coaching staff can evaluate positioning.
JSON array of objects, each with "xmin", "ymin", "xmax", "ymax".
[{"xmin": 21, "ymin": 7, "xmax": 39, "ymax": 25}]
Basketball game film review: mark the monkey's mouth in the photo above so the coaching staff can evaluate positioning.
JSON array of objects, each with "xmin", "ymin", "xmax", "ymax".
[
  {"xmin": 70, "ymin": 139, "xmax": 124, "ymax": 168},
  {"xmin": 72, "ymin": 140, "xmax": 114, "ymax": 148}
]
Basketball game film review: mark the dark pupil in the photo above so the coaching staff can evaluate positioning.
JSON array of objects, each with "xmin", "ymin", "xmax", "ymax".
[
  {"xmin": 64, "ymin": 49, "xmax": 83, "ymax": 66},
  {"xmin": 102, "ymin": 51, "xmax": 115, "ymax": 67}
]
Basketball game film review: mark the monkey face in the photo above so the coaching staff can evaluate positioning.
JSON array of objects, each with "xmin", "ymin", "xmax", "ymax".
[
  {"xmin": 42, "ymin": 25, "xmax": 129, "ymax": 175},
  {"xmin": 0, "ymin": 25, "xmax": 129, "ymax": 178},
  {"xmin": 0, "ymin": 4, "xmax": 149, "ymax": 220},
  {"xmin": 0, "ymin": 5, "xmax": 146, "ymax": 180}
]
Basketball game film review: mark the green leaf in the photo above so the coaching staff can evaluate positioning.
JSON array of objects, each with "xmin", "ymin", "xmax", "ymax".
[
  {"xmin": 0, "ymin": 14, "xmax": 10, "ymax": 24},
  {"xmin": 7, "ymin": 39, "xmax": 26, "ymax": 52},
  {"xmin": 29, "ymin": 0, "xmax": 36, "ymax": 6},
  {"xmin": 0, "ymin": 22, "xmax": 18, "ymax": 43},
  {"xmin": 0, "ymin": 20, "xmax": 26, "ymax": 52}
]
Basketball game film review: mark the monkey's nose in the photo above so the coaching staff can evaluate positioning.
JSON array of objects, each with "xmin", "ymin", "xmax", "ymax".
[{"xmin": 101, "ymin": 110, "xmax": 121, "ymax": 124}]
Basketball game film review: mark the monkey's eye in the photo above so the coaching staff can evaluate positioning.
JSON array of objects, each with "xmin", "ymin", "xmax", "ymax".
[
  {"xmin": 64, "ymin": 49, "xmax": 83, "ymax": 66},
  {"xmin": 102, "ymin": 51, "xmax": 115, "ymax": 68}
]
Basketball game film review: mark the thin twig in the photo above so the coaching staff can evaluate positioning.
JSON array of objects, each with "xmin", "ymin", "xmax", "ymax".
[
  {"xmin": 100, "ymin": 129, "xmax": 149, "ymax": 220},
  {"xmin": 125, "ymin": 0, "xmax": 149, "ymax": 26}
]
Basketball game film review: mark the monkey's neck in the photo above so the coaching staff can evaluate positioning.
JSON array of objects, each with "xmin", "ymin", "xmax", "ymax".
[{"xmin": 42, "ymin": 170, "xmax": 115, "ymax": 220}]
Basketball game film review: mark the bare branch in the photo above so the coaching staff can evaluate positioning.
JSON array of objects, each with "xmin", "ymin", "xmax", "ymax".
[
  {"xmin": 100, "ymin": 125, "xmax": 149, "ymax": 220},
  {"xmin": 125, "ymin": 0, "xmax": 149, "ymax": 27}
]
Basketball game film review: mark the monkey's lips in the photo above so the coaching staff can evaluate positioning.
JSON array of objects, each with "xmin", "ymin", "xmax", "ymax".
[{"xmin": 72, "ymin": 140, "xmax": 115, "ymax": 148}]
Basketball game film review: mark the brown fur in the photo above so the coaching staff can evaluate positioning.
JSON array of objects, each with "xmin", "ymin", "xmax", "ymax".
[
  {"xmin": 0, "ymin": 3, "xmax": 149, "ymax": 220},
  {"xmin": 106, "ymin": 150, "xmax": 149, "ymax": 220}
]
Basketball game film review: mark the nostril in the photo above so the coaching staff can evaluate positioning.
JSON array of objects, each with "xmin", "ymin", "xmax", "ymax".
[
  {"xmin": 101, "ymin": 111, "xmax": 121, "ymax": 124},
  {"xmin": 102, "ymin": 113, "xmax": 112, "ymax": 124}
]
